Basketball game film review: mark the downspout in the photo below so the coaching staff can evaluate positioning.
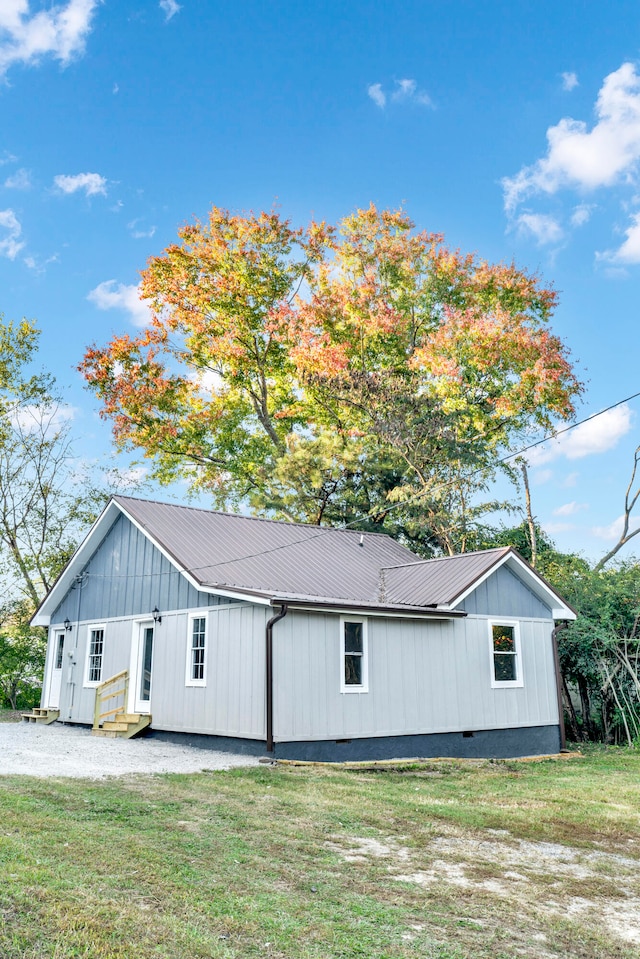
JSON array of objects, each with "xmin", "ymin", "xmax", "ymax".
[
  {"xmin": 266, "ymin": 604, "xmax": 288, "ymax": 754},
  {"xmin": 552, "ymin": 621, "xmax": 569, "ymax": 752}
]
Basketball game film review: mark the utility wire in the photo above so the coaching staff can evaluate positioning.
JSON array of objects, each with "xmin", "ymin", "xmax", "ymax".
[{"xmin": 78, "ymin": 388, "xmax": 640, "ymax": 581}]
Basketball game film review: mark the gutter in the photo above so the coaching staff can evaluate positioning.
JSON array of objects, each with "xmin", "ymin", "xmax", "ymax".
[
  {"xmin": 265, "ymin": 603, "xmax": 288, "ymax": 753},
  {"xmin": 552, "ymin": 621, "xmax": 569, "ymax": 751},
  {"xmin": 268, "ymin": 597, "xmax": 466, "ymax": 619}
]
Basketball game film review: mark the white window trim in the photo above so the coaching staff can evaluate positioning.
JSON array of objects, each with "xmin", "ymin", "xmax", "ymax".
[
  {"xmin": 83, "ymin": 623, "xmax": 106, "ymax": 688},
  {"xmin": 488, "ymin": 618, "xmax": 523, "ymax": 689},
  {"xmin": 340, "ymin": 616, "xmax": 369, "ymax": 694},
  {"xmin": 185, "ymin": 612, "xmax": 208, "ymax": 687}
]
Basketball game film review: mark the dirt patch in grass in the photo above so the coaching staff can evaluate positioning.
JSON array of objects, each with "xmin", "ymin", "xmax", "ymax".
[
  {"xmin": 326, "ymin": 822, "xmax": 640, "ymax": 949},
  {"xmin": 1, "ymin": 750, "xmax": 640, "ymax": 958}
]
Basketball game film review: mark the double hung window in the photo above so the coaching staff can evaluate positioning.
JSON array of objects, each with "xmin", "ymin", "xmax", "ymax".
[
  {"xmin": 340, "ymin": 618, "xmax": 368, "ymax": 693},
  {"xmin": 186, "ymin": 614, "xmax": 207, "ymax": 686},
  {"xmin": 85, "ymin": 625, "xmax": 105, "ymax": 686},
  {"xmin": 489, "ymin": 620, "xmax": 523, "ymax": 688}
]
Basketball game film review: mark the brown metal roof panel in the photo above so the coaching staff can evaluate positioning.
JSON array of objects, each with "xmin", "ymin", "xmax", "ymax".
[
  {"xmin": 382, "ymin": 549, "xmax": 509, "ymax": 606},
  {"xmin": 114, "ymin": 496, "xmax": 418, "ymax": 604}
]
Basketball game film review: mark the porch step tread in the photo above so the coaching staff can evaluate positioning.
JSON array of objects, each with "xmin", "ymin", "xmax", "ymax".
[
  {"xmin": 21, "ymin": 709, "xmax": 59, "ymax": 725},
  {"xmin": 92, "ymin": 713, "xmax": 152, "ymax": 740}
]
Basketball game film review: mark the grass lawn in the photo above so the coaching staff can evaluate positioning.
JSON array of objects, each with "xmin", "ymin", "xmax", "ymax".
[{"xmin": 1, "ymin": 748, "xmax": 639, "ymax": 958}]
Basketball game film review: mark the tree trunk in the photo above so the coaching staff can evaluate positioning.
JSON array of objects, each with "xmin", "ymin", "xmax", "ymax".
[
  {"xmin": 520, "ymin": 460, "xmax": 537, "ymax": 568},
  {"xmin": 577, "ymin": 675, "xmax": 596, "ymax": 741},
  {"xmin": 562, "ymin": 675, "xmax": 582, "ymax": 741}
]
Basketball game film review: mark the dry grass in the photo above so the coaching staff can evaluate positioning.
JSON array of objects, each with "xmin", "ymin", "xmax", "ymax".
[
  {"xmin": 0, "ymin": 709, "xmax": 22, "ymax": 723},
  {"xmin": 0, "ymin": 748, "xmax": 639, "ymax": 957}
]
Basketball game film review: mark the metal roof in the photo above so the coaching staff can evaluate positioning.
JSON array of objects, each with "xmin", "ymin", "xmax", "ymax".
[
  {"xmin": 115, "ymin": 496, "xmax": 422, "ymax": 608},
  {"xmin": 381, "ymin": 549, "xmax": 511, "ymax": 607},
  {"xmin": 32, "ymin": 496, "xmax": 576, "ymax": 624}
]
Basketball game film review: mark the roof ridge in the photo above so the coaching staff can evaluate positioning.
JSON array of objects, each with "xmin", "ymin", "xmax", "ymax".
[
  {"xmin": 379, "ymin": 546, "xmax": 511, "ymax": 571},
  {"xmin": 113, "ymin": 494, "xmax": 407, "ymax": 541}
]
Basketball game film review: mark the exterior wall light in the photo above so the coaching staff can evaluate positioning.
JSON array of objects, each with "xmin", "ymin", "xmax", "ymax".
[
  {"xmin": 64, "ymin": 618, "xmax": 73, "ymax": 631},
  {"xmin": 152, "ymin": 606, "xmax": 162, "ymax": 624}
]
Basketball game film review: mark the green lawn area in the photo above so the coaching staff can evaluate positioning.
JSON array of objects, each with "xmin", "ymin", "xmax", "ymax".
[{"xmin": 1, "ymin": 749, "xmax": 639, "ymax": 958}]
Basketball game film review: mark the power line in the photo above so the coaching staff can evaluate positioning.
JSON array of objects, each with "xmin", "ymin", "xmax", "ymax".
[{"xmin": 78, "ymin": 388, "xmax": 640, "ymax": 581}]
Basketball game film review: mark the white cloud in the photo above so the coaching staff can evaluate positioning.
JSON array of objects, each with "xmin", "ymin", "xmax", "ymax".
[
  {"xmin": 563, "ymin": 471, "xmax": 579, "ymax": 487},
  {"xmin": 104, "ymin": 465, "xmax": 148, "ymax": 489},
  {"xmin": 392, "ymin": 77, "xmax": 433, "ymax": 107},
  {"xmin": 87, "ymin": 280, "xmax": 152, "ymax": 328},
  {"xmin": 24, "ymin": 250, "xmax": 59, "ymax": 272},
  {"xmin": 503, "ymin": 62, "xmax": 640, "ymax": 213},
  {"xmin": 127, "ymin": 218, "xmax": 156, "ymax": 239},
  {"xmin": 368, "ymin": 78, "xmax": 433, "ymax": 109},
  {"xmin": 0, "ymin": 207, "xmax": 24, "ymax": 259},
  {"xmin": 112, "ymin": 81, "xmax": 119, "ymax": 94},
  {"xmin": 561, "ymin": 71, "xmax": 579, "ymax": 92},
  {"xmin": 0, "ymin": 151, "xmax": 18, "ymax": 165},
  {"xmin": 592, "ymin": 514, "xmax": 640, "ymax": 541},
  {"xmin": 367, "ymin": 83, "xmax": 386, "ymax": 108},
  {"xmin": 159, "ymin": 0, "xmax": 181, "ymax": 21},
  {"xmin": 54, "ymin": 172, "xmax": 107, "ymax": 196},
  {"xmin": 516, "ymin": 212, "xmax": 564, "ymax": 245},
  {"xmin": 190, "ymin": 367, "xmax": 223, "ymax": 396},
  {"xmin": 553, "ymin": 501, "xmax": 588, "ymax": 516},
  {"xmin": 599, "ymin": 210, "xmax": 640, "ymax": 263},
  {"xmin": 570, "ymin": 203, "xmax": 592, "ymax": 227},
  {"xmin": 543, "ymin": 521, "xmax": 574, "ymax": 535},
  {"xmin": 10, "ymin": 402, "xmax": 76, "ymax": 433},
  {"xmin": 526, "ymin": 404, "xmax": 633, "ymax": 466},
  {"xmin": 4, "ymin": 167, "xmax": 30, "ymax": 189},
  {"xmin": 0, "ymin": 0, "xmax": 98, "ymax": 78}
]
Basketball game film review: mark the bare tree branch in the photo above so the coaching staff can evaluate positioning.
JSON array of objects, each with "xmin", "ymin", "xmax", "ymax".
[{"xmin": 594, "ymin": 444, "xmax": 640, "ymax": 571}]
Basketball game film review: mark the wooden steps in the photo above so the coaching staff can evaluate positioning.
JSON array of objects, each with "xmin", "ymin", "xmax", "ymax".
[
  {"xmin": 21, "ymin": 708, "xmax": 59, "ymax": 725},
  {"xmin": 92, "ymin": 713, "xmax": 152, "ymax": 739}
]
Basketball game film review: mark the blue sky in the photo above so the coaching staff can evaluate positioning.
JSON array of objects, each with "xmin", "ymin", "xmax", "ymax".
[{"xmin": 1, "ymin": 0, "xmax": 640, "ymax": 561}]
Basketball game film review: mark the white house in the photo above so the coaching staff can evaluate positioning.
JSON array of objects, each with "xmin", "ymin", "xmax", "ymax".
[{"xmin": 32, "ymin": 496, "xmax": 576, "ymax": 760}]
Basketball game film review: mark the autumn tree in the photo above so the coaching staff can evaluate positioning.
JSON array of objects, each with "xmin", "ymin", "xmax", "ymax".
[
  {"xmin": 0, "ymin": 317, "xmax": 130, "ymax": 709},
  {"xmin": 81, "ymin": 205, "xmax": 582, "ymax": 552}
]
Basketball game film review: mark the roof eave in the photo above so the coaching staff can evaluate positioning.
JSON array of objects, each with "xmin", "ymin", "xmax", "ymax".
[{"xmin": 269, "ymin": 596, "xmax": 466, "ymax": 619}]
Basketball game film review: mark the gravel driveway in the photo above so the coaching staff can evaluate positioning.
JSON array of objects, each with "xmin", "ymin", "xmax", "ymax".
[{"xmin": 0, "ymin": 721, "xmax": 262, "ymax": 778}]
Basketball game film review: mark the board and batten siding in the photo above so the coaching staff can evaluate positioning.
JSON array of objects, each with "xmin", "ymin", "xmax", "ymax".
[
  {"xmin": 458, "ymin": 564, "xmax": 552, "ymax": 618},
  {"xmin": 272, "ymin": 610, "xmax": 558, "ymax": 742},
  {"xmin": 150, "ymin": 603, "xmax": 269, "ymax": 738},
  {"xmin": 52, "ymin": 602, "xmax": 269, "ymax": 739},
  {"xmin": 50, "ymin": 513, "xmax": 228, "ymax": 625}
]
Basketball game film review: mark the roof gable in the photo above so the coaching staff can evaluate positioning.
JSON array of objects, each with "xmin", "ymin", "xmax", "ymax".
[
  {"xmin": 33, "ymin": 497, "xmax": 575, "ymax": 625},
  {"xmin": 381, "ymin": 547, "xmax": 575, "ymax": 620}
]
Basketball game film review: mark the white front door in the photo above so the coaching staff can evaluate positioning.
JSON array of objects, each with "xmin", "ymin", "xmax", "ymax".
[
  {"xmin": 48, "ymin": 631, "xmax": 65, "ymax": 708},
  {"xmin": 131, "ymin": 621, "xmax": 154, "ymax": 714}
]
